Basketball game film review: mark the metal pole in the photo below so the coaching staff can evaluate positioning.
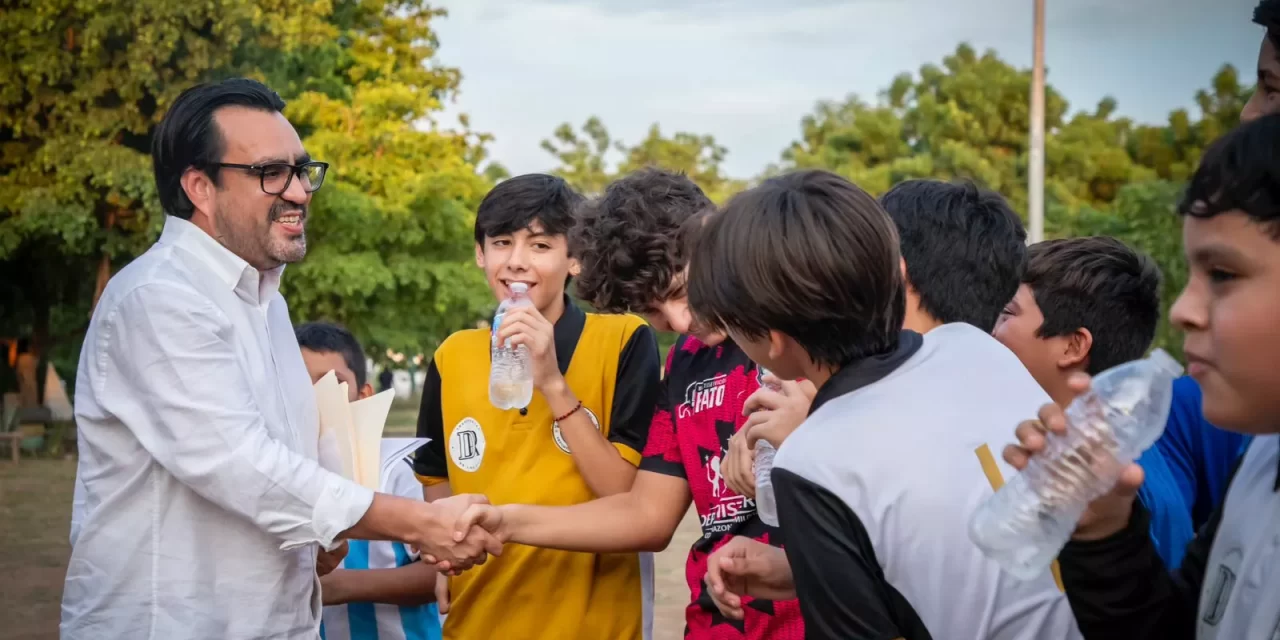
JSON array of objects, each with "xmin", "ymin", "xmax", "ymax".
[{"xmin": 1028, "ymin": 0, "xmax": 1046, "ymax": 244}]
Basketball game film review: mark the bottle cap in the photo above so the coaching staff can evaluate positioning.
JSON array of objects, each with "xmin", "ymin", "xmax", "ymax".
[
  {"xmin": 510, "ymin": 282, "xmax": 529, "ymax": 295},
  {"xmin": 1147, "ymin": 348, "xmax": 1185, "ymax": 377}
]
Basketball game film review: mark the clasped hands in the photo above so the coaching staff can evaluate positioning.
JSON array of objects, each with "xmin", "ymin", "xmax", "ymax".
[{"xmin": 411, "ymin": 494, "xmax": 509, "ymax": 575}]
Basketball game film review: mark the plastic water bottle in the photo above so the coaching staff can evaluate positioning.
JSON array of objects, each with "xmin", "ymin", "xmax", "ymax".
[
  {"xmin": 968, "ymin": 348, "xmax": 1184, "ymax": 580},
  {"xmin": 489, "ymin": 283, "xmax": 534, "ymax": 410},
  {"xmin": 753, "ymin": 366, "xmax": 782, "ymax": 527}
]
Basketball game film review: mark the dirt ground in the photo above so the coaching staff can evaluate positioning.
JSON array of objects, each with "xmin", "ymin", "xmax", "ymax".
[{"xmin": 0, "ymin": 458, "xmax": 701, "ymax": 640}]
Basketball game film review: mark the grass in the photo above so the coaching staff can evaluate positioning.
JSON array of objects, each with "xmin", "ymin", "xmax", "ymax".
[{"xmin": 0, "ymin": 397, "xmax": 700, "ymax": 640}]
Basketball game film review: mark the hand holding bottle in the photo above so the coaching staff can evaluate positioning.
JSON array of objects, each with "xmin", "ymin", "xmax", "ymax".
[{"xmin": 1000, "ymin": 372, "xmax": 1146, "ymax": 542}]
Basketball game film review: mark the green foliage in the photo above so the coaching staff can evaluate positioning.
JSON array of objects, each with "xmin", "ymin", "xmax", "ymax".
[
  {"xmin": 775, "ymin": 44, "xmax": 1247, "ymax": 362},
  {"xmin": 1, "ymin": 0, "xmax": 498, "ymax": 377},
  {"xmin": 1066, "ymin": 182, "xmax": 1190, "ymax": 360},
  {"xmin": 541, "ymin": 117, "xmax": 744, "ymax": 203},
  {"xmin": 279, "ymin": 2, "xmax": 498, "ymax": 361}
]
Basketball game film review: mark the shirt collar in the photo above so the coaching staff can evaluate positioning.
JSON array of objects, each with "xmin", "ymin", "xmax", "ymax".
[
  {"xmin": 808, "ymin": 330, "xmax": 924, "ymax": 416},
  {"xmin": 159, "ymin": 215, "xmax": 285, "ymax": 306},
  {"xmin": 552, "ymin": 295, "xmax": 586, "ymax": 375}
]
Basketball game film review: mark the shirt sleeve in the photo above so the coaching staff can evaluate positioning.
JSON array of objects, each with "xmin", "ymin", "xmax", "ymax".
[
  {"xmin": 772, "ymin": 467, "xmax": 925, "ymax": 640},
  {"xmin": 607, "ymin": 323, "xmax": 662, "ymax": 466},
  {"xmin": 638, "ymin": 341, "xmax": 685, "ymax": 479},
  {"xmin": 412, "ymin": 359, "xmax": 449, "ymax": 484},
  {"xmin": 1057, "ymin": 460, "xmax": 1238, "ymax": 640},
  {"xmin": 98, "ymin": 284, "xmax": 374, "ymax": 550}
]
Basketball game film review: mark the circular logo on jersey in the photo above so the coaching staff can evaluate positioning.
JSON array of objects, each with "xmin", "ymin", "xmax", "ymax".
[
  {"xmin": 449, "ymin": 417, "xmax": 486, "ymax": 472},
  {"xmin": 552, "ymin": 406, "xmax": 600, "ymax": 454}
]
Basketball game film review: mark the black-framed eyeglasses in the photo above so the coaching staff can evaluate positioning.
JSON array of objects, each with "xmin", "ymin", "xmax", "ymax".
[{"xmin": 214, "ymin": 161, "xmax": 330, "ymax": 195}]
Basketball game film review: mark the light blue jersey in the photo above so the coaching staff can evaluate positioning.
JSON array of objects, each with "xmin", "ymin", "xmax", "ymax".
[{"xmin": 322, "ymin": 442, "xmax": 443, "ymax": 640}]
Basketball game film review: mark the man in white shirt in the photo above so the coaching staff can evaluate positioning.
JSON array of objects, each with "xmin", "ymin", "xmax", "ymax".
[{"xmin": 63, "ymin": 78, "xmax": 503, "ymax": 640}]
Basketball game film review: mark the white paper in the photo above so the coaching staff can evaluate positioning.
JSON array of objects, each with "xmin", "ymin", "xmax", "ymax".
[
  {"xmin": 314, "ymin": 372, "xmax": 356, "ymax": 480},
  {"xmin": 313, "ymin": 373, "xmax": 408, "ymax": 491},
  {"xmin": 350, "ymin": 389, "xmax": 396, "ymax": 490}
]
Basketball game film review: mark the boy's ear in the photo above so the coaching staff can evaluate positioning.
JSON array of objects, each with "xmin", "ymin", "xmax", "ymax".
[
  {"xmin": 475, "ymin": 243, "xmax": 485, "ymax": 269},
  {"xmin": 1057, "ymin": 327, "xmax": 1093, "ymax": 371},
  {"xmin": 766, "ymin": 329, "xmax": 788, "ymax": 361},
  {"xmin": 568, "ymin": 257, "xmax": 581, "ymax": 278},
  {"xmin": 357, "ymin": 383, "xmax": 375, "ymax": 400}
]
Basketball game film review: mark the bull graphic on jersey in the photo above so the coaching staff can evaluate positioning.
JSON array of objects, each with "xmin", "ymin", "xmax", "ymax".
[{"xmin": 707, "ymin": 454, "xmax": 725, "ymax": 497}]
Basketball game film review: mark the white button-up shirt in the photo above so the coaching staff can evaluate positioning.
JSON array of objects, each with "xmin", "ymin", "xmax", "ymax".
[{"xmin": 63, "ymin": 216, "xmax": 376, "ymax": 640}]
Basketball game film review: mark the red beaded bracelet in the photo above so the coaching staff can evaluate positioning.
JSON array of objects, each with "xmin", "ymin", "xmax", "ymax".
[{"xmin": 555, "ymin": 401, "xmax": 584, "ymax": 423}]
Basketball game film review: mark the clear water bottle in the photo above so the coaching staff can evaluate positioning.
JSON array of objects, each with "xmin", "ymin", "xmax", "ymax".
[
  {"xmin": 753, "ymin": 366, "xmax": 782, "ymax": 527},
  {"xmin": 489, "ymin": 283, "xmax": 534, "ymax": 410},
  {"xmin": 968, "ymin": 348, "xmax": 1184, "ymax": 580}
]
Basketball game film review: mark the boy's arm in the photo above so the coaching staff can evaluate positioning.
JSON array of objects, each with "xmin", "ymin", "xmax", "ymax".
[
  {"xmin": 413, "ymin": 359, "xmax": 450, "ymax": 497},
  {"xmin": 483, "ymin": 369, "xmax": 690, "ymax": 553},
  {"xmin": 324, "ymin": 459, "xmax": 447, "ymax": 607},
  {"xmin": 321, "ymin": 562, "xmax": 439, "ymax": 607},
  {"xmin": 548, "ymin": 324, "xmax": 662, "ymax": 497},
  {"xmin": 501, "ymin": 469, "xmax": 691, "ymax": 552}
]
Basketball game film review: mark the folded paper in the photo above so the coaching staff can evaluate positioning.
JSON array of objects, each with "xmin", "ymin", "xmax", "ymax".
[{"xmin": 313, "ymin": 370, "xmax": 402, "ymax": 491}]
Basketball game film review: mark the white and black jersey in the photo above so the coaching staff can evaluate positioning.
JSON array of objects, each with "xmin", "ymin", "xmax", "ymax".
[
  {"xmin": 1059, "ymin": 433, "xmax": 1280, "ymax": 639},
  {"xmin": 773, "ymin": 323, "xmax": 1083, "ymax": 640}
]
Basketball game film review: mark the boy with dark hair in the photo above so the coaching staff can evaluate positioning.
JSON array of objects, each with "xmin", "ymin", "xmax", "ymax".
[
  {"xmin": 991, "ymin": 238, "xmax": 1201, "ymax": 568},
  {"xmin": 1142, "ymin": 0, "xmax": 1279, "ymax": 535},
  {"xmin": 412, "ymin": 173, "xmax": 662, "ymax": 640},
  {"xmin": 1007, "ymin": 112, "xmax": 1280, "ymax": 639},
  {"xmin": 721, "ymin": 178, "xmax": 1029, "ymax": 497},
  {"xmin": 451, "ymin": 168, "xmax": 807, "ymax": 639},
  {"xmin": 882, "ymin": 179, "xmax": 1027, "ymax": 333},
  {"xmin": 690, "ymin": 170, "xmax": 1080, "ymax": 639},
  {"xmin": 994, "ymin": 237, "xmax": 1161, "ymax": 403},
  {"xmin": 297, "ymin": 321, "xmax": 444, "ymax": 640}
]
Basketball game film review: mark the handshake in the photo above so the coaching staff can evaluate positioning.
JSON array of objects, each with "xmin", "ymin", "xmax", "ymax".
[{"xmin": 409, "ymin": 494, "xmax": 509, "ymax": 575}]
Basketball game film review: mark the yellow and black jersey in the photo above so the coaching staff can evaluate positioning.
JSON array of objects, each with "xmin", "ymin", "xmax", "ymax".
[{"xmin": 413, "ymin": 295, "xmax": 661, "ymax": 640}]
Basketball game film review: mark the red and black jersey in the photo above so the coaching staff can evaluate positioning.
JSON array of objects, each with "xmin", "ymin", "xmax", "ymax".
[{"xmin": 640, "ymin": 335, "xmax": 804, "ymax": 639}]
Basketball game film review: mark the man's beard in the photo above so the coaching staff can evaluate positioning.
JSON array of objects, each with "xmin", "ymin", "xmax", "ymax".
[
  {"xmin": 268, "ymin": 201, "xmax": 308, "ymax": 265},
  {"xmin": 213, "ymin": 201, "xmax": 308, "ymax": 270}
]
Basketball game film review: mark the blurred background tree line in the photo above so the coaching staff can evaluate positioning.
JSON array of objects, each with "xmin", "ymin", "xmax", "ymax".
[{"xmin": 1, "ymin": 2, "xmax": 1244, "ymax": 382}]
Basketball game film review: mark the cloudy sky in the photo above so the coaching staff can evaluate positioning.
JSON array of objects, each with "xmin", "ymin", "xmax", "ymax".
[{"xmin": 431, "ymin": 0, "xmax": 1260, "ymax": 178}]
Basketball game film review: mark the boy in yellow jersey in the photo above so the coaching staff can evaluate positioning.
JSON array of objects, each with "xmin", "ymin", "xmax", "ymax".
[{"xmin": 413, "ymin": 173, "xmax": 662, "ymax": 640}]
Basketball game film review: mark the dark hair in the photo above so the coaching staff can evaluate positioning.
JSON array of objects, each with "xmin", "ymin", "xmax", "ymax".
[
  {"xmin": 1255, "ymin": 0, "xmax": 1280, "ymax": 48},
  {"xmin": 474, "ymin": 174, "xmax": 584, "ymax": 247},
  {"xmin": 295, "ymin": 322, "xmax": 367, "ymax": 388},
  {"xmin": 1023, "ymin": 237, "xmax": 1162, "ymax": 375},
  {"xmin": 687, "ymin": 170, "xmax": 904, "ymax": 368},
  {"xmin": 1180, "ymin": 112, "xmax": 1280, "ymax": 238},
  {"xmin": 879, "ymin": 179, "xmax": 1027, "ymax": 332},
  {"xmin": 152, "ymin": 78, "xmax": 287, "ymax": 220},
  {"xmin": 571, "ymin": 168, "xmax": 716, "ymax": 313}
]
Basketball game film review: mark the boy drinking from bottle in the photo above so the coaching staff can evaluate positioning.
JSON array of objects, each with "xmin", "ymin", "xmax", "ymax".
[
  {"xmin": 450, "ymin": 168, "xmax": 808, "ymax": 640},
  {"xmin": 412, "ymin": 174, "xmax": 661, "ymax": 640},
  {"xmin": 1005, "ymin": 112, "xmax": 1280, "ymax": 639}
]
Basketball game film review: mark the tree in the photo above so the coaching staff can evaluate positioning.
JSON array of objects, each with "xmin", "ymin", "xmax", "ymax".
[
  {"xmin": 1, "ymin": 0, "xmax": 498, "ymax": 378},
  {"xmin": 776, "ymin": 43, "xmax": 1234, "ymax": 216},
  {"xmin": 540, "ymin": 117, "xmax": 614, "ymax": 196},
  {"xmin": 542, "ymin": 117, "xmax": 740, "ymax": 202},
  {"xmin": 277, "ymin": 2, "xmax": 499, "ymax": 362},
  {"xmin": 1067, "ymin": 182, "xmax": 1188, "ymax": 359},
  {"xmin": 0, "ymin": 0, "xmax": 336, "ymax": 373},
  {"xmin": 776, "ymin": 44, "xmax": 1248, "ymax": 360}
]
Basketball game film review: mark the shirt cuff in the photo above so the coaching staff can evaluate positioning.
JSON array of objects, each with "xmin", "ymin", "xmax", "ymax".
[{"xmin": 280, "ymin": 474, "xmax": 376, "ymax": 551}]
